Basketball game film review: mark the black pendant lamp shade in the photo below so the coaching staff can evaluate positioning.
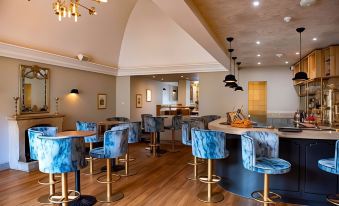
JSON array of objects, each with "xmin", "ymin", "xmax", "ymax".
[
  {"xmin": 293, "ymin": 27, "xmax": 309, "ymax": 81},
  {"xmin": 223, "ymin": 37, "xmax": 237, "ymax": 84},
  {"xmin": 235, "ymin": 62, "xmax": 244, "ymax": 91}
]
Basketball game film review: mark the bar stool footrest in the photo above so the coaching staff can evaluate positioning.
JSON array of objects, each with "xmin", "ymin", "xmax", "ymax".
[
  {"xmin": 198, "ymin": 175, "xmax": 221, "ymax": 184},
  {"xmin": 38, "ymin": 177, "xmax": 61, "ymax": 185},
  {"xmin": 327, "ymin": 194, "xmax": 339, "ymax": 206},
  {"xmin": 251, "ymin": 190, "xmax": 281, "ymax": 204},
  {"xmin": 48, "ymin": 190, "xmax": 80, "ymax": 204},
  {"xmin": 82, "ymin": 167, "xmax": 102, "ymax": 175},
  {"xmin": 187, "ymin": 161, "xmax": 203, "ymax": 166},
  {"xmin": 96, "ymin": 174, "xmax": 121, "ymax": 184}
]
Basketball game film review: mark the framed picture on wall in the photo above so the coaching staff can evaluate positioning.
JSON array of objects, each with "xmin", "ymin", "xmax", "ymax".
[
  {"xmin": 146, "ymin": 89, "xmax": 152, "ymax": 102},
  {"xmin": 97, "ymin": 94, "xmax": 107, "ymax": 109},
  {"xmin": 136, "ymin": 94, "xmax": 142, "ymax": 108}
]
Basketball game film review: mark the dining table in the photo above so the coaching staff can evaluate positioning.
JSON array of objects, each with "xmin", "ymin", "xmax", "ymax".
[{"xmin": 57, "ymin": 130, "xmax": 97, "ymax": 206}]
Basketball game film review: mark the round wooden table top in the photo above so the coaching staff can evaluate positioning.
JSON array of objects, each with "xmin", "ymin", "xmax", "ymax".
[{"xmin": 56, "ymin": 130, "xmax": 96, "ymax": 137}]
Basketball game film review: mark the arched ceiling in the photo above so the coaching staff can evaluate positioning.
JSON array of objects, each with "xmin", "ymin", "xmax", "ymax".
[
  {"xmin": 0, "ymin": 0, "xmax": 138, "ymax": 67},
  {"xmin": 118, "ymin": 0, "xmax": 221, "ymax": 75}
]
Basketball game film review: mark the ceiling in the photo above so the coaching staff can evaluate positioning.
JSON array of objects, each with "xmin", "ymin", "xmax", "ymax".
[
  {"xmin": 189, "ymin": 0, "xmax": 339, "ymax": 67},
  {"xmin": 139, "ymin": 73, "xmax": 199, "ymax": 82}
]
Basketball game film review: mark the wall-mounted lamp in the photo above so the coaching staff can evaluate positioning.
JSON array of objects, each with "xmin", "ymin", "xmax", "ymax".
[
  {"xmin": 173, "ymin": 90, "xmax": 177, "ymax": 93},
  {"xmin": 70, "ymin": 89, "xmax": 79, "ymax": 94},
  {"xmin": 163, "ymin": 88, "xmax": 166, "ymax": 91}
]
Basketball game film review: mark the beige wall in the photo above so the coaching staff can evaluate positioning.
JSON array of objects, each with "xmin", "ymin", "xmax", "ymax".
[
  {"xmin": 130, "ymin": 77, "xmax": 163, "ymax": 121},
  {"xmin": 116, "ymin": 76, "xmax": 131, "ymax": 118},
  {"xmin": 0, "ymin": 56, "xmax": 116, "ymax": 165},
  {"xmin": 199, "ymin": 67, "xmax": 299, "ymax": 117}
]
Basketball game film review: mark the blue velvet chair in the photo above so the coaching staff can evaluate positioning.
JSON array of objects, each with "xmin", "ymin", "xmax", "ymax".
[
  {"xmin": 76, "ymin": 121, "xmax": 102, "ymax": 175},
  {"xmin": 164, "ymin": 115, "xmax": 183, "ymax": 152},
  {"xmin": 89, "ymin": 129, "xmax": 129, "ymax": 203},
  {"xmin": 182, "ymin": 119, "xmax": 205, "ymax": 180},
  {"xmin": 191, "ymin": 128, "xmax": 228, "ymax": 203},
  {"xmin": 241, "ymin": 131, "xmax": 291, "ymax": 204},
  {"xmin": 201, "ymin": 115, "xmax": 221, "ymax": 129},
  {"xmin": 141, "ymin": 114, "xmax": 153, "ymax": 131},
  {"xmin": 144, "ymin": 116, "xmax": 164, "ymax": 157},
  {"xmin": 106, "ymin": 116, "xmax": 130, "ymax": 122},
  {"xmin": 318, "ymin": 140, "xmax": 339, "ymax": 205},
  {"xmin": 37, "ymin": 135, "xmax": 87, "ymax": 205},
  {"xmin": 112, "ymin": 122, "xmax": 140, "ymax": 176},
  {"xmin": 27, "ymin": 127, "xmax": 59, "ymax": 204}
]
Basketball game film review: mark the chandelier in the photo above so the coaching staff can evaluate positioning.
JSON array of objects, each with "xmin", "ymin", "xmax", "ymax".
[{"xmin": 52, "ymin": 0, "xmax": 107, "ymax": 22}]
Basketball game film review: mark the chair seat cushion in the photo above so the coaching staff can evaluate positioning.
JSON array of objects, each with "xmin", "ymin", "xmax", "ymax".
[
  {"xmin": 254, "ymin": 157, "xmax": 291, "ymax": 174},
  {"xmin": 318, "ymin": 158, "xmax": 337, "ymax": 174},
  {"xmin": 89, "ymin": 147, "xmax": 107, "ymax": 159}
]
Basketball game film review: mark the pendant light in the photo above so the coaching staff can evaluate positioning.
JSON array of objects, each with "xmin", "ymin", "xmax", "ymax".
[
  {"xmin": 235, "ymin": 62, "xmax": 244, "ymax": 91},
  {"xmin": 223, "ymin": 37, "xmax": 237, "ymax": 84},
  {"xmin": 229, "ymin": 57, "xmax": 238, "ymax": 88},
  {"xmin": 292, "ymin": 27, "xmax": 309, "ymax": 81}
]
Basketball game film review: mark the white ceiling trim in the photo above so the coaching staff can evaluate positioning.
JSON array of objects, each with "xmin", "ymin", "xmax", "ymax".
[
  {"xmin": 117, "ymin": 62, "xmax": 226, "ymax": 76},
  {"xmin": 0, "ymin": 42, "xmax": 118, "ymax": 76}
]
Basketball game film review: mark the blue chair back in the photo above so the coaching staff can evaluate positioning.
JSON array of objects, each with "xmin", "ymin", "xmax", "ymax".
[
  {"xmin": 103, "ymin": 129, "xmax": 129, "ymax": 158},
  {"xmin": 28, "ymin": 127, "xmax": 58, "ymax": 161},
  {"xmin": 144, "ymin": 116, "xmax": 164, "ymax": 133},
  {"xmin": 111, "ymin": 122, "xmax": 140, "ymax": 144},
  {"xmin": 37, "ymin": 136, "xmax": 87, "ymax": 174},
  {"xmin": 172, "ymin": 115, "xmax": 183, "ymax": 130},
  {"xmin": 241, "ymin": 131, "xmax": 279, "ymax": 171},
  {"xmin": 76, "ymin": 121, "xmax": 100, "ymax": 143},
  {"xmin": 191, "ymin": 128, "xmax": 228, "ymax": 159},
  {"xmin": 335, "ymin": 140, "xmax": 339, "ymax": 172},
  {"xmin": 106, "ymin": 117, "xmax": 130, "ymax": 122},
  {"xmin": 141, "ymin": 114, "xmax": 152, "ymax": 129},
  {"xmin": 182, "ymin": 119, "xmax": 204, "ymax": 146},
  {"xmin": 201, "ymin": 115, "xmax": 221, "ymax": 129}
]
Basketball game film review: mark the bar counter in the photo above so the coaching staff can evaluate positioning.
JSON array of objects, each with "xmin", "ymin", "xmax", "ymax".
[{"xmin": 209, "ymin": 117, "xmax": 339, "ymax": 206}]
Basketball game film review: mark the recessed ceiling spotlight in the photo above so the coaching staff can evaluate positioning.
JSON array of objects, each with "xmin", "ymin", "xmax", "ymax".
[
  {"xmin": 161, "ymin": 78, "xmax": 164, "ymax": 81},
  {"xmin": 296, "ymin": 52, "xmax": 300, "ymax": 55},
  {"xmin": 181, "ymin": 75, "xmax": 184, "ymax": 78},
  {"xmin": 312, "ymin": 37, "xmax": 317, "ymax": 41},
  {"xmin": 257, "ymin": 62, "xmax": 261, "ymax": 65},
  {"xmin": 256, "ymin": 41, "xmax": 261, "ymax": 45},
  {"xmin": 252, "ymin": 1, "xmax": 260, "ymax": 7},
  {"xmin": 285, "ymin": 61, "xmax": 289, "ymax": 64},
  {"xmin": 257, "ymin": 54, "xmax": 261, "ymax": 57},
  {"xmin": 276, "ymin": 53, "xmax": 283, "ymax": 58},
  {"xmin": 283, "ymin": 16, "xmax": 292, "ymax": 23},
  {"xmin": 300, "ymin": 0, "xmax": 317, "ymax": 7}
]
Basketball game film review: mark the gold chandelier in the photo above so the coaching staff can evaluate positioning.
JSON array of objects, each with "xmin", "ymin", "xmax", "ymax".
[{"xmin": 52, "ymin": 0, "xmax": 107, "ymax": 22}]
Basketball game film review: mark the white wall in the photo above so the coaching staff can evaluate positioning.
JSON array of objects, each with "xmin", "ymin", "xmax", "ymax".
[
  {"xmin": 130, "ymin": 77, "xmax": 163, "ymax": 121},
  {"xmin": 199, "ymin": 67, "xmax": 299, "ymax": 117},
  {"xmin": 0, "ymin": 56, "xmax": 116, "ymax": 166},
  {"xmin": 116, "ymin": 76, "xmax": 131, "ymax": 118},
  {"xmin": 161, "ymin": 82, "xmax": 178, "ymax": 105}
]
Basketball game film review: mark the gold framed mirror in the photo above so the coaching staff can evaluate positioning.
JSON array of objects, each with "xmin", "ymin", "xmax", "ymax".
[{"xmin": 19, "ymin": 65, "xmax": 50, "ymax": 114}]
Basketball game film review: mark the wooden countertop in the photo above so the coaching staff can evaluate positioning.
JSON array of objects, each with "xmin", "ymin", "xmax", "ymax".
[{"xmin": 208, "ymin": 117, "xmax": 339, "ymax": 140}]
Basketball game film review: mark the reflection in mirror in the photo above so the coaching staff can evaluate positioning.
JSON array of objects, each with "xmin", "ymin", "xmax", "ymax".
[{"xmin": 19, "ymin": 65, "xmax": 50, "ymax": 114}]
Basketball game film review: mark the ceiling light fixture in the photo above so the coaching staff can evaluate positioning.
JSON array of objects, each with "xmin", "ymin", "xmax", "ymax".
[
  {"xmin": 256, "ymin": 41, "xmax": 261, "ymax": 45},
  {"xmin": 252, "ymin": 1, "xmax": 260, "ymax": 7},
  {"xmin": 223, "ymin": 37, "xmax": 237, "ymax": 85},
  {"xmin": 296, "ymin": 52, "xmax": 300, "ymax": 55},
  {"xmin": 293, "ymin": 27, "xmax": 309, "ymax": 81},
  {"xmin": 257, "ymin": 54, "xmax": 261, "ymax": 57},
  {"xmin": 181, "ymin": 75, "xmax": 184, "ymax": 78},
  {"xmin": 257, "ymin": 62, "xmax": 261, "ymax": 65},
  {"xmin": 229, "ymin": 57, "xmax": 239, "ymax": 88},
  {"xmin": 50, "ymin": 0, "xmax": 107, "ymax": 22},
  {"xmin": 284, "ymin": 16, "xmax": 292, "ymax": 23},
  {"xmin": 300, "ymin": 0, "xmax": 317, "ymax": 7},
  {"xmin": 235, "ymin": 62, "xmax": 243, "ymax": 91},
  {"xmin": 312, "ymin": 37, "xmax": 317, "ymax": 41},
  {"xmin": 285, "ymin": 61, "xmax": 289, "ymax": 64}
]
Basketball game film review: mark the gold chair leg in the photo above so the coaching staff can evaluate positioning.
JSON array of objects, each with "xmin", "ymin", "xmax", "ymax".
[
  {"xmin": 197, "ymin": 159, "xmax": 224, "ymax": 203},
  {"xmin": 83, "ymin": 143, "xmax": 101, "ymax": 175},
  {"xmin": 169, "ymin": 129, "xmax": 180, "ymax": 153},
  {"xmin": 37, "ymin": 173, "xmax": 56, "ymax": 204},
  {"xmin": 251, "ymin": 174, "xmax": 281, "ymax": 204},
  {"xmin": 62, "ymin": 173, "xmax": 68, "ymax": 206},
  {"xmin": 187, "ymin": 156, "xmax": 199, "ymax": 181},
  {"xmin": 48, "ymin": 173, "xmax": 80, "ymax": 205},
  {"xmin": 118, "ymin": 148, "xmax": 137, "ymax": 177},
  {"xmin": 97, "ymin": 159, "xmax": 124, "ymax": 203}
]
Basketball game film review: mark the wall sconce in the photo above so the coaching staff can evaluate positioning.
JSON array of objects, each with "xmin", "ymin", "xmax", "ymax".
[
  {"xmin": 163, "ymin": 88, "xmax": 166, "ymax": 91},
  {"xmin": 70, "ymin": 89, "xmax": 79, "ymax": 94},
  {"xmin": 172, "ymin": 89, "xmax": 177, "ymax": 94}
]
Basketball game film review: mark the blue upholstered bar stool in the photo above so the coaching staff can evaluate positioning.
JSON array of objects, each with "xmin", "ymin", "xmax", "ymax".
[
  {"xmin": 164, "ymin": 115, "xmax": 183, "ymax": 153},
  {"xmin": 182, "ymin": 119, "xmax": 205, "ymax": 180},
  {"xmin": 112, "ymin": 122, "xmax": 140, "ymax": 176},
  {"xmin": 318, "ymin": 140, "xmax": 339, "ymax": 205},
  {"xmin": 106, "ymin": 116, "xmax": 130, "ymax": 122},
  {"xmin": 191, "ymin": 128, "xmax": 228, "ymax": 203},
  {"xmin": 241, "ymin": 131, "xmax": 291, "ymax": 204},
  {"xmin": 37, "ymin": 135, "xmax": 87, "ymax": 206},
  {"xmin": 89, "ymin": 128, "xmax": 129, "ymax": 203},
  {"xmin": 28, "ymin": 127, "xmax": 59, "ymax": 204},
  {"xmin": 201, "ymin": 115, "xmax": 221, "ymax": 129},
  {"xmin": 144, "ymin": 116, "xmax": 164, "ymax": 157},
  {"xmin": 141, "ymin": 114, "xmax": 152, "ymax": 131},
  {"xmin": 76, "ymin": 121, "xmax": 102, "ymax": 175}
]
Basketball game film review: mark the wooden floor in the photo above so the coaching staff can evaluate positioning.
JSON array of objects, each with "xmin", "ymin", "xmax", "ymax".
[{"xmin": 0, "ymin": 143, "xmax": 300, "ymax": 206}]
